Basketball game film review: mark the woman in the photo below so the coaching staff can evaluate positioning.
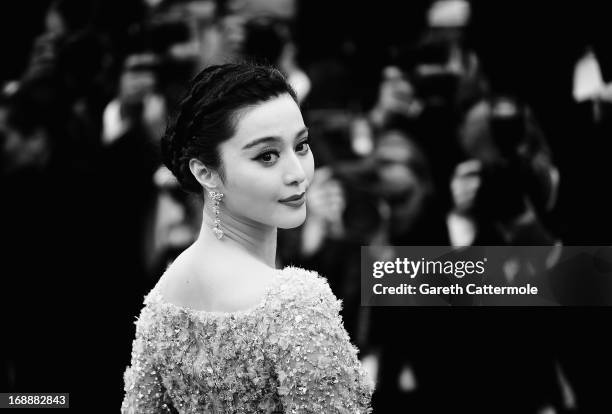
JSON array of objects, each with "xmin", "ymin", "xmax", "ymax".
[{"xmin": 121, "ymin": 63, "xmax": 374, "ymax": 413}]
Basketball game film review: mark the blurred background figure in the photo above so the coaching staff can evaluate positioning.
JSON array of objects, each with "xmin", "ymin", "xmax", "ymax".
[
  {"xmin": 143, "ymin": 165, "xmax": 201, "ymax": 278},
  {"xmin": 450, "ymin": 96, "xmax": 559, "ymax": 246},
  {"xmin": 1, "ymin": 0, "xmax": 612, "ymax": 412},
  {"xmin": 0, "ymin": 76, "xmax": 98, "ymax": 401}
]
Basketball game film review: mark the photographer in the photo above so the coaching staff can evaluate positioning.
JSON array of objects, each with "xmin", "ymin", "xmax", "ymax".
[
  {"xmin": 369, "ymin": 26, "xmax": 489, "ymax": 215},
  {"xmin": 449, "ymin": 96, "xmax": 559, "ymax": 246},
  {"xmin": 102, "ymin": 53, "xmax": 166, "ymax": 147},
  {"xmin": 0, "ymin": 77, "xmax": 99, "ymax": 396}
]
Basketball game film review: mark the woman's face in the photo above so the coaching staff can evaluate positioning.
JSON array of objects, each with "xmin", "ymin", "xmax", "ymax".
[{"xmin": 217, "ymin": 93, "xmax": 314, "ymax": 229}]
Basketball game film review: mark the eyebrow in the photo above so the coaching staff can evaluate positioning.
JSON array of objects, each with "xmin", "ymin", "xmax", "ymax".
[{"xmin": 241, "ymin": 127, "xmax": 309, "ymax": 150}]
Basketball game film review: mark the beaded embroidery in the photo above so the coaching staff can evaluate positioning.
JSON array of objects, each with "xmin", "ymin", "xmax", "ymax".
[{"xmin": 121, "ymin": 267, "xmax": 374, "ymax": 413}]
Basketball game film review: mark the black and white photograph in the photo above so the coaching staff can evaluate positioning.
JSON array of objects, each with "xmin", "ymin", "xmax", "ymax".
[{"xmin": 1, "ymin": 0, "xmax": 612, "ymax": 412}]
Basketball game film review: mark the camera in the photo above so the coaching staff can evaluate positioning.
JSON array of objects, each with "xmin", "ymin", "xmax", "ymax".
[
  {"xmin": 472, "ymin": 97, "xmax": 533, "ymax": 221},
  {"xmin": 395, "ymin": 30, "xmax": 463, "ymax": 108}
]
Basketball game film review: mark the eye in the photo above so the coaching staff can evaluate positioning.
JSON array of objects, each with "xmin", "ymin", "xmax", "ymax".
[
  {"xmin": 296, "ymin": 138, "xmax": 310, "ymax": 154},
  {"xmin": 255, "ymin": 150, "xmax": 280, "ymax": 165}
]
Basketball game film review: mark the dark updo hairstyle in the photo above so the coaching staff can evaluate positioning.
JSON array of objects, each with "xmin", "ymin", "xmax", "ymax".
[{"xmin": 161, "ymin": 63, "xmax": 297, "ymax": 193}]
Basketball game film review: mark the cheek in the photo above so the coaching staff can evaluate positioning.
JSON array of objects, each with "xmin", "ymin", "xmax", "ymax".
[{"xmin": 224, "ymin": 161, "xmax": 279, "ymax": 204}]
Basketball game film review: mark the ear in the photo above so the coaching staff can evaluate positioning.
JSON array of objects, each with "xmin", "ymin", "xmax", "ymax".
[{"xmin": 189, "ymin": 158, "xmax": 221, "ymax": 191}]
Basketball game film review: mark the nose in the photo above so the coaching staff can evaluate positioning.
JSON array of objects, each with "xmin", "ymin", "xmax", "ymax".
[{"xmin": 283, "ymin": 152, "xmax": 307, "ymax": 187}]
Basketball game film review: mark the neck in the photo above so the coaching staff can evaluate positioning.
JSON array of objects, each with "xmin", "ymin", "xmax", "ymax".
[{"xmin": 198, "ymin": 199, "xmax": 278, "ymax": 268}]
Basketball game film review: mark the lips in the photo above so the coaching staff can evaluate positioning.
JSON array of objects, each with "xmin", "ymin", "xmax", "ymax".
[
  {"xmin": 278, "ymin": 192, "xmax": 306, "ymax": 207},
  {"xmin": 279, "ymin": 192, "xmax": 305, "ymax": 202}
]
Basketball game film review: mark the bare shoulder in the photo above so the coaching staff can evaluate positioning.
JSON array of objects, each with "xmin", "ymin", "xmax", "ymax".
[
  {"xmin": 156, "ymin": 245, "xmax": 280, "ymax": 313},
  {"xmin": 155, "ymin": 245, "xmax": 205, "ymax": 309}
]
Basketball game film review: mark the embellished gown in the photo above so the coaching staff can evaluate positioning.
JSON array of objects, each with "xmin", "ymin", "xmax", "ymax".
[{"xmin": 121, "ymin": 266, "xmax": 374, "ymax": 413}]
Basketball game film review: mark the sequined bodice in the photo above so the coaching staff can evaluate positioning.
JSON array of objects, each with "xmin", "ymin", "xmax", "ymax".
[{"xmin": 121, "ymin": 266, "xmax": 374, "ymax": 413}]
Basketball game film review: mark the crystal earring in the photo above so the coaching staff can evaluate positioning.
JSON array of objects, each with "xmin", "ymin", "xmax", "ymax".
[{"xmin": 209, "ymin": 191, "xmax": 224, "ymax": 239}]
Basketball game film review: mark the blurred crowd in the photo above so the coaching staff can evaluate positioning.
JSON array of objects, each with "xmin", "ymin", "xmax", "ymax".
[{"xmin": 1, "ymin": 0, "xmax": 612, "ymax": 412}]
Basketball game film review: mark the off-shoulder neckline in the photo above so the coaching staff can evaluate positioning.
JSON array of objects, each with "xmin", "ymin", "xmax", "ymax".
[{"xmin": 146, "ymin": 266, "xmax": 305, "ymax": 319}]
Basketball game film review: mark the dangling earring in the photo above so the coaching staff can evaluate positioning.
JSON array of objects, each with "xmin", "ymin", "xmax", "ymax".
[{"xmin": 209, "ymin": 191, "xmax": 224, "ymax": 239}]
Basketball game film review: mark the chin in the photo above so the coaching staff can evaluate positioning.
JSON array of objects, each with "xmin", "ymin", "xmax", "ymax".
[{"xmin": 274, "ymin": 208, "xmax": 307, "ymax": 229}]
